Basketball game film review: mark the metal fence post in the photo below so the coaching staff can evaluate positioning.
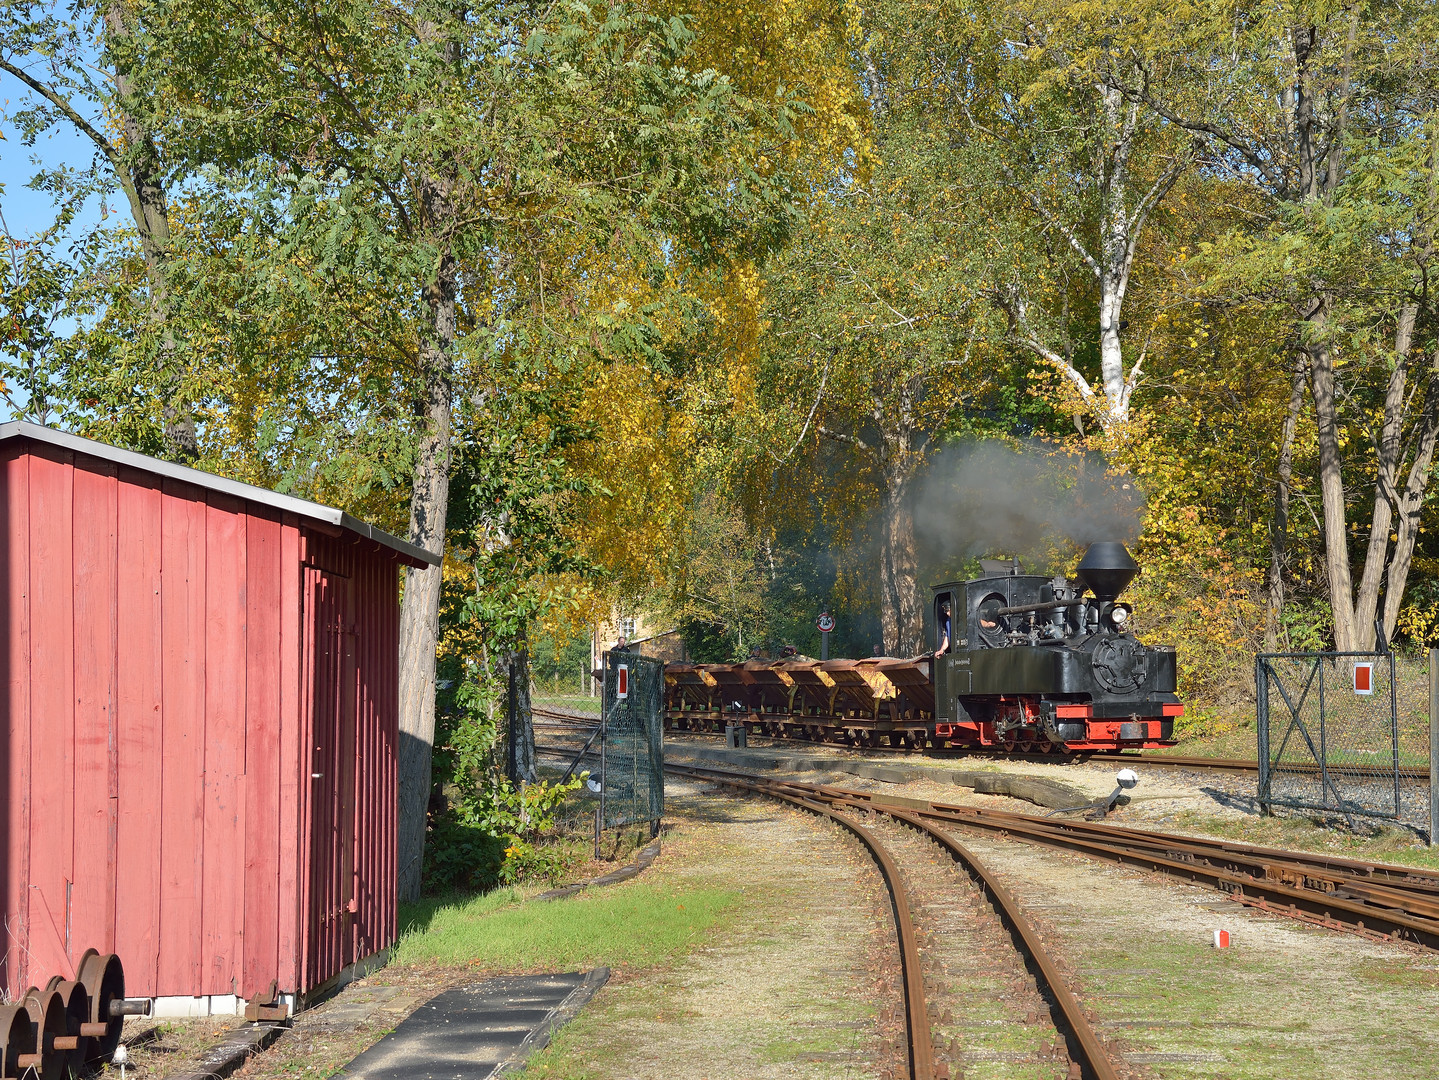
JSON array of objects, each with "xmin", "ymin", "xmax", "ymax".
[
  {"xmin": 1317, "ymin": 659, "xmax": 1330, "ymax": 810},
  {"xmin": 1429, "ymin": 648, "xmax": 1438, "ymax": 847},
  {"xmin": 596, "ymin": 650, "xmax": 608, "ymax": 858},
  {"xmin": 1390, "ymin": 651, "xmax": 1400, "ymax": 820},
  {"xmin": 1256, "ymin": 656, "xmax": 1269, "ymax": 815}
]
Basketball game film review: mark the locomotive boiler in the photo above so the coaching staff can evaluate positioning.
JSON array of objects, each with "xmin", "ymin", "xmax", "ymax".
[
  {"xmin": 930, "ymin": 541, "xmax": 1181, "ymax": 752},
  {"xmin": 662, "ymin": 542, "xmax": 1182, "ymax": 754}
]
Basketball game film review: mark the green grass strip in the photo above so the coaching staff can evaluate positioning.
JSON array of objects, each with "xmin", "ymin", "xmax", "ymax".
[{"xmin": 394, "ymin": 881, "xmax": 739, "ymax": 970}]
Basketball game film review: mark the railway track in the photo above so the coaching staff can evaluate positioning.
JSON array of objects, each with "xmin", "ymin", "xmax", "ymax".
[
  {"xmin": 541, "ymin": 741, "xmax": 1121, "ymax": 1079},
  {"xmin": 680, "ymin": 760, "xmax": 1120, "ymax": 1079},
  {"xmin": 541, "ymin": 732, "xmax": 1439, "ymax": 951},
  {"xmin": 542, "ymin": 735, "xmax": 1439, "ymax": 1073},
  {"xmin": 539, "ymin": 721, "xmax": 1439, "ymax": 1074},
  {"xmin": 532, "ymin": 705, "xmax": 1431, "ymax": 781}
]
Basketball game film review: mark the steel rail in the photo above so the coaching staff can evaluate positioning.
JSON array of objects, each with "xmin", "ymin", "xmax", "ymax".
[
  {"xmin": 537, "ymin": 736, "xmax": 1438, "ymax": 897},
  {"xmin": 662, "ymin": 764, "xmax": 935, "ymax": 1080},
  {"xmin": 659, "ymin": 758, "xmax": 1118, "ymax": 1080},
  {"xmin": 542, "ymin": 743, "xmax": 1439, "ymax": 1069},
  {"xmin": 549, "ymin": 741, "xmax": 1119, "ymax": 1080},
  {"xmin": 847, "ymin": 793, "xmax": 1439, "ymax": 896},
  {"xmin": 816, "ymin": 787, "xmax": 1439, "ymax": 950},
  {"xmin": 571, "ymin": 702, "xmax": 1432, "ymax": 780},
  {"xmin": 847, "ymin": 802, "xmax": 1118, "ymax": 1080}
]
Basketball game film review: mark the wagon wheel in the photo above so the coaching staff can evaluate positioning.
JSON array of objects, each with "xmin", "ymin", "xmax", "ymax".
[
  {"xmin": 77, "ymin": 951, "xmax": 125, "ymax": 1063},
  {"xmin": 23, "ymin": 987, "xmax": 67, "ymax": 1080},
  {"xmin": 0, "ymin": 1001, "xmax": 35, "ymax": 1079}
]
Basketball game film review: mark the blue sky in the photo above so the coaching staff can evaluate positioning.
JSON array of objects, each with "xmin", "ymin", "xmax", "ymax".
[
  {"xmin": 1, "ymin": 117, "xmax": 104, "ymax": 238},
  {"xmin": 0, "ymin": 107, "xmax": 108, "ymax": 421}
]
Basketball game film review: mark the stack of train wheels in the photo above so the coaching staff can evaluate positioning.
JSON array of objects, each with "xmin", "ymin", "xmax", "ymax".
[{"xmin": 0, "ymin": 952, "xmax": 144, "ymax": 1080}]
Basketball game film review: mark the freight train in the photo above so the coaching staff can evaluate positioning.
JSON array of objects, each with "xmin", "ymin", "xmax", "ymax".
[{"xmin": 662, "ymin": 542, "xmax": 1182, "ymax": 753}]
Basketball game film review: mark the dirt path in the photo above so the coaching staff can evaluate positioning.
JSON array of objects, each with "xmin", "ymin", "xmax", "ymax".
[{"xmin": 523, "ymin": 777, "xmax": 898, "ymax": 1080}]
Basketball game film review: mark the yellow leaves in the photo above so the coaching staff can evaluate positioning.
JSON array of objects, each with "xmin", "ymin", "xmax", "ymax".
[
  {"xmin": 568, "ymin": 356, "xmax": 696, "ymax": 603},
  {"xmin": 655, "ymin": 0, "xmax": 873, "ymax": 181}
]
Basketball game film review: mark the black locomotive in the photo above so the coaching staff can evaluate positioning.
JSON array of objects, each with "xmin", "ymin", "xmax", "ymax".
[{"xmin": 930, "ymin": 542, "xmax": 1181, "ymax": 751}]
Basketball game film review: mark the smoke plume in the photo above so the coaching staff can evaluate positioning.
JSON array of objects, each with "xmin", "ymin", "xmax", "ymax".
[{"xmin": 912, "ymin": 442, "xmax": 1145, "ymax": 581}]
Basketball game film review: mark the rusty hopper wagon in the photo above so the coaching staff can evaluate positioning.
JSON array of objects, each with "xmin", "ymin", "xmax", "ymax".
[{"xmin": 663, "ymin": 542, "xmax": 1183, "ymax": 754}]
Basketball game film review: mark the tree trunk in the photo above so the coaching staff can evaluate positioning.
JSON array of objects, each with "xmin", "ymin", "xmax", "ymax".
[
  {"xmin": 395, "ymin": 245, "xmax": 456, "ymax": 903},
  {"xmin": 1265, "ymin": 352, "xmax": 1308, "ymax": 647},
  {"xmin": 1381, "ymin": 367, "xmax": 1439, "ymax": 638},
  {"xmin": 506, "ymin": 629, "xmax": 537, "ymax": 784},
  {"xmin": 103, "ymin": 1, "xmax": 195, "ymax": 461},
  {"xmin": 1307, "ymin": 305, "xmax": 1359, "ymax": 651},
  {"xmin": 878, "ymin": 523, "xmax": 899, "ymax": 655},
  {"xmin": 880, "ymin": 465, "xmax": 924, "ymax": 656}
]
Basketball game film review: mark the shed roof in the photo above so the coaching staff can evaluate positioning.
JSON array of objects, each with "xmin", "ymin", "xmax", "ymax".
[{"xmin": 0, "ymin": 420, "xmax": 440, "ymax": 567}]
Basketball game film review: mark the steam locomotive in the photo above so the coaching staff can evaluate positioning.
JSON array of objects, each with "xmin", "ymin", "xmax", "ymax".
[{"xmin": 662, "ymin": 542, "xmax": 1182, "ymax": 753}]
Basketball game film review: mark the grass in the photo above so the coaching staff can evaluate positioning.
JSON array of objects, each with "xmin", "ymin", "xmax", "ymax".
[
  {"xmin": 1073, "ymin": 933, "xmax": 1439, "ymax": 1079},
  {"xmin": 393, "ymin": 880, "xmax": 739, "ymax": 970}
]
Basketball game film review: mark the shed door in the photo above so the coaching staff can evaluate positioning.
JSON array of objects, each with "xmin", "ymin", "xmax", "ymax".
[{"xmin": 305, "ymin": 567, "xmax": 358, "ymax": 988}]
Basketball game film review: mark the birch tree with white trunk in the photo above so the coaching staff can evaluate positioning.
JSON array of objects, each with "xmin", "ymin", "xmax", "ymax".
[{"xmin": 967, "ymin": 51, "xmax": 1190, "ymax": 438}]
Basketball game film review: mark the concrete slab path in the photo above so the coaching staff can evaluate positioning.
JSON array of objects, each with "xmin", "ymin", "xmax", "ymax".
[{"xmin": 336, "ymin": 969, "xmax": 609, "ymax": 1080}]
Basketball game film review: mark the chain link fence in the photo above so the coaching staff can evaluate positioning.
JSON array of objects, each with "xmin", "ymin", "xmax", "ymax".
[
  {"xmin": 1257, "ymin": 651, "xmax": 1431, "ymax": 830},
  {"xmin": 599, "ymin": 650, "xmax": 664, "ymax": 831}
]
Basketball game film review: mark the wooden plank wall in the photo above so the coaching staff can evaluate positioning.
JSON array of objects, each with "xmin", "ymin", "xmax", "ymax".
[
  {"xmin": 298, "ymin": 534, "xmax": 399, "ymax": 992},
  {"xmin": 1, "ymin": 442, "xmax": 403, "ymax": 1000}
]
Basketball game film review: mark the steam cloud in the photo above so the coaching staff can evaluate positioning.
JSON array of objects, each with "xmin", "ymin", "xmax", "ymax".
[{"xmin": 912, "ymin": 442, "xmax": 1145, "ymax": 580}]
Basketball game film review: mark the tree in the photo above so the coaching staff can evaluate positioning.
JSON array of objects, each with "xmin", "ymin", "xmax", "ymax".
[
  {"xmin": 0, "ymin": 0, "xmax": 198, "ymax": 455},
  {"xmin": 149, "ymin": 0, "xmax": 804, "ymax": 897},
  {"xmin": 933, "ymin": 0, "xmax": 1193, "ymax": 436},
  {"xmin": 755, "ymin": 113, "xmax": 995, "ymax": 655},
  {"xmin": 1113, "ymin": 0, "xmax": 1439, "ymax": 649}
]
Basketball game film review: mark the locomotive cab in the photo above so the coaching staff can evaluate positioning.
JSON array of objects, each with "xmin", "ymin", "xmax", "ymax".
[{"xmin": 930, "ymin": 543, "xmax": 1181, "ymax": 752}]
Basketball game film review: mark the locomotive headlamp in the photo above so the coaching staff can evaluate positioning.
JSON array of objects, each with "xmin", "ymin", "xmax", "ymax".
[{"xmin": 1111, "ymin": 604, "xmax": 1132, "ymax": 626}]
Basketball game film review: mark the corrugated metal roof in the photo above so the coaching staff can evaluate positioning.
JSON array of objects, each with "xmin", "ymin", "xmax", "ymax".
[{"xmin": 0, "ymin": 420, "xmax": 441, "ymax": 566}]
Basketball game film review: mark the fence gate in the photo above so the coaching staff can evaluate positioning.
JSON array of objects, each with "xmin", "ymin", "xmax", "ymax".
[
  {"xmin": 599, "ymin": 650, "xmax": 664, "ymax": 832},
  {"xmin": 1257, "ymin": 651, "xmax": 1401, "ymax": 822}
]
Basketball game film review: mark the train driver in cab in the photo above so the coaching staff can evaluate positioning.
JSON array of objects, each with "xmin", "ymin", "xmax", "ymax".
[
  {"xmin": 934, "ymin": 600, "xmax": 952, "ymax": 657},
  {"xmin": 976, "ymin": 598, "xmax": 1008, "ymax": 647}
]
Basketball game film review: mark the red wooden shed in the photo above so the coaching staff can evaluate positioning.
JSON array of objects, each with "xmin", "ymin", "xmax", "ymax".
[{"xmin": 0, "ymin": 422, "xmax": 438, "ymax": 1014}]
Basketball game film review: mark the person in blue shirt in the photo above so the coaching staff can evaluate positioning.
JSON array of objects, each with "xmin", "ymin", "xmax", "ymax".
[{"xmin": 935, "ymin": 600, "xmax": 952, "ymax": 657}]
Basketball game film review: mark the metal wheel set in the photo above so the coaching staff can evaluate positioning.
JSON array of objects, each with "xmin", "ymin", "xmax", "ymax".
[{"xmin": 0, "ymin": 952, "xmax": 149, "ymax": 1080}]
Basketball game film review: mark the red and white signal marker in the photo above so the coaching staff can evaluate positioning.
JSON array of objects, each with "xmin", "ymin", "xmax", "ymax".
[
  {"xmin": 1213, "ymin": 929, "xmax": 1232, "ymax": 948},
  {"xmin": 616, "ymin": 664, "xmax": 629, "ymax": 699}
]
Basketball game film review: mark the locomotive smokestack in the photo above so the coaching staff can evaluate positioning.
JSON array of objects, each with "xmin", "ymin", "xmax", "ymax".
[{"xmin": 1076, "ymin": 542, "xmax": 1139, "ymax": 601}]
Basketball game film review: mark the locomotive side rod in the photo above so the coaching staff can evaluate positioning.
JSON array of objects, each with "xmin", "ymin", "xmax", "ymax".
[{"xmin": 996, "ymin": 597, "xmax": 1086, "ymax": 616}]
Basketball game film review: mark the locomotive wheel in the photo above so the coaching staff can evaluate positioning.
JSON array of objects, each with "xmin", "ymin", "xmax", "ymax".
[
  {"xmin": 0, "ymin": 1001, "xmax": 35, "ymax": 1079},
  {"xmin": 22, "ymin": 988, "xmax": 67, "ymax": 1080},
  {"xmin": 76, "ymin": 951, "xmax": 124, "ymax": 1063}
]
